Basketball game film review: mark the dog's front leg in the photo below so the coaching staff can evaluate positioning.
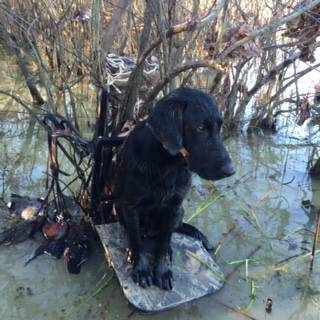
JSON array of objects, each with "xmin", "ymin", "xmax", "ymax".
[
  {"xmin": 121, "ymin": 207, "xmax": 153, "ymax": 288},
  {"xmin": 154, "ymin": 201, "xmax": 183, "ymax": 290}
]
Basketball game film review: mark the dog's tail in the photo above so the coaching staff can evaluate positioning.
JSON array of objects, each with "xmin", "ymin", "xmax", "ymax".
[{"xmin": 176, "ymin": 223, "xmax": 214, "ymax": 252}]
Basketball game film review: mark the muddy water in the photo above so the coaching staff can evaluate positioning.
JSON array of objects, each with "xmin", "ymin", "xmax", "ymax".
[{"xmin": 0, "ymin": 51, "xmax": 319, "ymax": 320}]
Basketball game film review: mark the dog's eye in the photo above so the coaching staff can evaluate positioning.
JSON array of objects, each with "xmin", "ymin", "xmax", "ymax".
[{"xmin": 197, "ymin": 124, "xmax": 207, "ymax": 132}]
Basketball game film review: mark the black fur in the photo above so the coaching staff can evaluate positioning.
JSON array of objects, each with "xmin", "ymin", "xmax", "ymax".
[{"xmin": 114, "ymin": 87, "xmax": 234, "ymax": 290}]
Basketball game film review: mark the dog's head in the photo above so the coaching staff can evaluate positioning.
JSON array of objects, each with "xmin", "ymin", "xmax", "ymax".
[{"xmin": 147, "ymin": 87, "xmax": 235, "ymax": 180}]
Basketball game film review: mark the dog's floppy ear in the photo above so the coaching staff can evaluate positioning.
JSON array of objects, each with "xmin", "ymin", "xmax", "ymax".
[{"xmin": 147, "ymin": 96, "xmax": 185, "ymax": 156}]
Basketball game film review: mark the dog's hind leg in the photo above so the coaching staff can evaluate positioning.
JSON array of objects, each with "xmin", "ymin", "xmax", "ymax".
[{"xmin": 176, "ymin": 222, "xmax": 214, "ymax": 252}]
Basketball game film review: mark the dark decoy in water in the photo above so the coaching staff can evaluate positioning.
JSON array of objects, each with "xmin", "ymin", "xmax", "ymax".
[
  {"xmin": 24, "ymin": 240, "xmax": 66, "ymax": 266},
  {"xmin": 8, "ymin": 194, "xmax": 44, "ymax": 220},
  {"xmin": 0, "ymin": 214, "xmax": 45, "ymax": 246},
  {"xmin": 63, "ymin": 221, "xmax": 93, "ymax": 274},
  {"xmin": 25, "ymin": 220, "xmax": 92, "ymax": 274},
  {"xmin": 63, "ymin": 237, "xmax": 91, "ymax": 274},
  {"xmin": 0, "ymin": 194, "xmax": 46, "ymax": 245},
  {"xmin": 0, "ymin": 220, "xmax": 37, "ymax": 245},
  {"xmin": 42, "ymin": 221, "xmax": 69, "ymax": 241}
]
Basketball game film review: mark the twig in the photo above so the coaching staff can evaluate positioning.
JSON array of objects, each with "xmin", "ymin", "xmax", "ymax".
[
  {"xmin": 134, "ymin": 0, "xmax": 227, "ymax": 71},
  {"xmin": 310, "ymin": 208, "xmax": 320, "ymax": 271},
  {"xmin": 141, "ymin": 60, "xmax": 225, "ymax": 113},
  {"xmin": 48, "ymin": 126, "xmax": 67, "ymax": 217},
  {"xmin": 218, "ymin": 0, "xmax": 320, "ymax": 61},
  {"xmin": 214, "ymin": 224, "xmax": 237, "ymax": 258},
  {"xmin": 275, "ymin": 253, "xmax": 301, "ymax": 266},
  {"xmin": 0, "ymin": 90, "xmax": 46, "ymax": 126},
  {"xmin": 275, "ymin": 250, "xmax": 320, "ymax": 267},
  {"xmin": 247, "ymin": 51, "xmax": 301, "ymax": 97},
  {"xmin": 213, "ymin": 299, "xmax": 258, "ymax": 320},
  {"xmin": 186, "ymin": 250, "xmax": 227, "ymax": 282},
  {"xmin": 268, "ymin": 61, "xmax": 320, "ymax": 106},
  {"xmin": 226, "ymin": 246, "xmax": 261, "ymax": 281}
]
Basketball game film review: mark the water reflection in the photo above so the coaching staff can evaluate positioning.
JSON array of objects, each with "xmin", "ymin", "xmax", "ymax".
[{"xmin": 0, "ymin": 119, "xmax": 47, "ymax": 199}]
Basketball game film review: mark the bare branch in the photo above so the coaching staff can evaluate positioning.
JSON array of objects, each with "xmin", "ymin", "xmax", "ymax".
[
  {"xmin": 141, "ymin": 60, "xmax": 225, "ymax": 113},
  {"xmin": 269, "ymin": 61, "xmax": 320, "ymax": 104},
  {"xmin": 101, "ymin": 0, "xmax": 132, "ymax": 53},
  {"xmin": 218, "ymin": 0, "xmax": 320, "ymax": 61},
  {"xmin": 135, "ymin": 0, "xmax": 227, "ymax": 69},
  {"xmin": 248, "ymin": 51, "xmax": 301, "ymax": 96}
]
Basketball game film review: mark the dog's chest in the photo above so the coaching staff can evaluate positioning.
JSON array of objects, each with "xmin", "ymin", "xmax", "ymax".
[{"xmin": 148, "ymin": 165, "xmax": 191, "ymax": 205}]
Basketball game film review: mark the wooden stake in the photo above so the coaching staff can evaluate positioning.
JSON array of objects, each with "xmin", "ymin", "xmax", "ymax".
[{"xmin": 310, "ymin": 208, "xmax": 320, "ymax": 271}]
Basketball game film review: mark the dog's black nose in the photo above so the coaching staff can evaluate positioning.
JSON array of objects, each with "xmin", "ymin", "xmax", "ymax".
[{"xmin": 221, "ymin": 162, "xmax": 235, "ymax": 177}]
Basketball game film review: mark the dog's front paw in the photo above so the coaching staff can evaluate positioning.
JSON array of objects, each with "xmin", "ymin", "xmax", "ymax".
[
  {"xmin": 154, "ymin": 257, "xmax": 173, "ymax": 290},
  {"xmin": 132, "ymin": 255, "xmax": 153, "ymax": 288}
]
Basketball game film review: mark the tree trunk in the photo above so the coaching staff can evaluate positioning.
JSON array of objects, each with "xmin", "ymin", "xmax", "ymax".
[
  {"xmin": 310, "ymin": 158, "xmax": 320, "ymax": 178},
  {"xmin": 114, "ymin": 0, "xmax": 154, "ymax": 132}
]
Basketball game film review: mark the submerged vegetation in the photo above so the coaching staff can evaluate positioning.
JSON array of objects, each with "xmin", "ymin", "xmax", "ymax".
[{"xmin": 0, "ymin": 0, "xmax": 319, "ymax": 319}]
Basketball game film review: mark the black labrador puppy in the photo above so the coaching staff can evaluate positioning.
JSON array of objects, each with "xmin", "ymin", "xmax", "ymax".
[{"xmin": 114, "ymin": 87, "xmax": 235, "ymax": 290}]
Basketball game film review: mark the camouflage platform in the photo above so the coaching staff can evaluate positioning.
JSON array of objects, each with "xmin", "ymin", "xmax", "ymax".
[{"xmin": 95, "ymin": 223, "xmax": 225, "ymax": 313}]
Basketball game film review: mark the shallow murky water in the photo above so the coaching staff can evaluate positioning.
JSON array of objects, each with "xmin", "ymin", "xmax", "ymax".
[{"xmin": 0, "ymin": 50, "xmax": 319, "ymax": 320}]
